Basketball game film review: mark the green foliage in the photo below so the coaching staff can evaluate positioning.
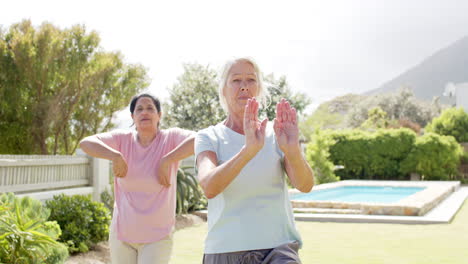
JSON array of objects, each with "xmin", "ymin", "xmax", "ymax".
[
  {"xmin": 326, "ymin": 129, "xmax": 417, "ymax": 180},
  {"xmin": 313, "ymin": 128, "xmax": 463, "ymax": 181},
  {"xmin": 305, "ymin": 130, "xmax": 340, "ymax": 184},
  {"xmin": 461, "ymin": 151, "xmax": 468, "ymax": 164},
  {"xmin": 425, "ymin": 107, "xmax": 468, "ymax": 143},
  {"xmin": 347, "ymin": 88, "xmax": 442, "ymax": 128},
  {"xmin": 0, "ymin": 193, "xmax": 68, "ymax": 264},
  {"xmin": 43, "ymin": 244, "xmax": 69, "ymax": 264},
  {"xmin": 387, "ymin": 119, "xmax": 422, "ymax": 134},
  {"xmin": 176, "ymin": 166, "xmax": 207, "ymax": 215},
  {"xmin": 0, "ymin": 20, "xmax": 149, "ymax": 154},
  {"xmin": 360, "ymin": 107, "xmax": 390, "ymax": 130},
  {"xmin": 163, "ymin": 63, "xmax": 225, "ymax": 131},
  {"xmin": 261, "ymin": 74, "xmax": 311, "ymax": 121},
  {"xmin": 300, "ymin": 94, "xmax": 364, "ymax": 142},
  {"xmin": 401, "ymin": 133, "xmax": 463, "ymax": 180},
  {"xmin": 46, "ymin": 194, "xmax": 111, "ymax": 254},
  {"xmin": 100, "ymin": 188, "xmax": 114, "ymax": 215}
]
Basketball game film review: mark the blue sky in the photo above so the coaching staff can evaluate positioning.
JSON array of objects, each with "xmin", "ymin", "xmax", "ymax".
[{"xmin": 2, "ymin": 0, "xmax": 468, "ymax": 126}]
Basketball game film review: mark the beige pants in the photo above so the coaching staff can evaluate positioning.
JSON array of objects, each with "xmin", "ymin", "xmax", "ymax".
[{"xmin": 109, "ymin": 222, "xmax": 173, "ymax": 264}]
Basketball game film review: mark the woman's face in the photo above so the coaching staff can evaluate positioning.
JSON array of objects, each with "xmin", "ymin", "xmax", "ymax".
[
  {"xmin": 224, "ymin": 61, "xmax": 259, "ymax": 114},
  {"xmin": 131, "ymin": 97, "xmax": 161, "ymax": 131}
]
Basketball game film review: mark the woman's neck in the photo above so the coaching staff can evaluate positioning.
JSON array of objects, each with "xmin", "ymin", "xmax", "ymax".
[
  {"xmin": 137, "ymin": 129, "xmax": 159, "ymax": 147},
  {"xmin": 224, "ymin": 113, "xmax": 244, "ymax": 135}
]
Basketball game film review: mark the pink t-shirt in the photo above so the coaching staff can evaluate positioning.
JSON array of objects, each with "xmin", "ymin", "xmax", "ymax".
[{"xmin": 97, "ymin": 128, "xmax": 193, "ymax": 243}]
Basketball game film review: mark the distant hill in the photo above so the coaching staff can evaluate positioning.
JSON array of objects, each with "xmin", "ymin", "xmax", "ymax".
[{"xmin": 366, "ymin": 35, "xmax": 468, "ymax": 102}]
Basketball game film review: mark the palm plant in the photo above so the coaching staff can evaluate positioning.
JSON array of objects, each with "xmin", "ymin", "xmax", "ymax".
[
  {"xmin": 0, "ymin": 193, "xmax": 68, "ymax": 264},
  {"xmin": 176, "ymin": 166, "xmax": 207, "ymax": 215}
]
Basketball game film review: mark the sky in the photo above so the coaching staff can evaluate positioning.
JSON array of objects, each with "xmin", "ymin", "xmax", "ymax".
[{"xmin": 2, "ymin": 0, "xmax": 468, "ymax": 127}]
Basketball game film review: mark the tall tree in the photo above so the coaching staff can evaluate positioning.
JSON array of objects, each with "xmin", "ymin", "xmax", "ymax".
[
  {"xmin": 162, "ymin": 63, "xmax": 225, "ymax": 131},
  {"xmin": 0, "ymin": 20, "xmax": 149, "ymax": 154},
  {"xmin": 262, "ymin": 73, "xmax": 311, "ymax": 120}
]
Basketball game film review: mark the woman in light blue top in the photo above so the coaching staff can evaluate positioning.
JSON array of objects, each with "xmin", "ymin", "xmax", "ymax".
[{"xmin": 195, "ymin": 57, "xmax": 314, "ymax": 264}]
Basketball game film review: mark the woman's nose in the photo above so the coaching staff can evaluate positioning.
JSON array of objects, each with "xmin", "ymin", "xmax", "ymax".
[{"xmin": 240, "ymin": 81, "xmax": 249, "ymax": 91}]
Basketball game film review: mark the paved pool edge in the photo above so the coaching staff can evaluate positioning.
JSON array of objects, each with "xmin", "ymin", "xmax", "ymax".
[{"xmin": 294, "ymin": 186, "xmax": 468, "ymax": 224}]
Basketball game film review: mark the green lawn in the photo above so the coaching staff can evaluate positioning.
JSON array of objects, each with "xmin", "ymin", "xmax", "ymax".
[{"xmin": 172, "ymin": 200, "xmax": 468, "ymax": 264}]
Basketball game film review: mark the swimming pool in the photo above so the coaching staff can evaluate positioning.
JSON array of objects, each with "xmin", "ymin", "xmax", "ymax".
[
  {"xmin": 291, "ymin": 186, "xmax": 425, "ymax": 203},
  {"xmin": 290, "ymin": 180, "xmax": 460, "ymax": 216}
]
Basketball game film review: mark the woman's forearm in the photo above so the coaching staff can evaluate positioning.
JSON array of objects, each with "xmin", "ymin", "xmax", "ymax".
[
  {"xmin": 284, "ymin": 150, "xmax": 314, "ymax": 193},
  {"xmin": 198, "ymin": 146, "xmax": 257, "ymax": 199},
  {"xmin": 79, "ymin": 136, "xmax": 121, "ymax": 161},
  {"xmin": 162, "ymin": 135, "xmax": 195, "ymax": 163}
]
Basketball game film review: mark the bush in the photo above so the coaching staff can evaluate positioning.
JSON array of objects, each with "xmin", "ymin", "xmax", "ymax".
[
  {"xmin": 0, "ymin": 193, "xmax": 68, "ymax": 264},
  {"xmin": 327, "ymin": 129, "xmax": 417, "ymax": 180},
  {"xmin": 425, "ymin": 107, "xmax": 468, "ymax": 143},
  {"xmin": 387, "ymin": 119, "xmax": 422, "ymax": 134},
  {"xmin": 46, "ymin": 194, "xmax": 111, "ymax": 254},
  {"xmin": 177, "ymin": 166, "xmax": 207, "ymax": 214},
  {"xmin": 461, "ymin": 151, "xmax": 468, "ymax": 164},
  {"xmin": 305, "ymin": 130, "xmax": 340, "ymax": 184},
  {"xmin": 100, "ymin": 188, "xmax": 114, "ymax": 215},
  {"xmin": 401, "ymin": 133, "xmax": 463, "ymax": 180}
]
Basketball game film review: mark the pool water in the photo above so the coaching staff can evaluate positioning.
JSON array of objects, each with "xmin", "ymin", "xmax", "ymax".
[{"xmin": 291, "ymin": 186, "xmax": 425, "ymax": 203}]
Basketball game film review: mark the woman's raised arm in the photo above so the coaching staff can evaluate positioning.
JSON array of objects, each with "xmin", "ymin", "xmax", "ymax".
[{"xmin": 79, "ymin": 135, "xmax": 128, "ymax": 178}]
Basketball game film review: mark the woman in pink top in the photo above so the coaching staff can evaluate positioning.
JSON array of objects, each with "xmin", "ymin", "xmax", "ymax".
[{"xmin": 79, "ymin": 93, "xmax": 195, "ymax": 264}]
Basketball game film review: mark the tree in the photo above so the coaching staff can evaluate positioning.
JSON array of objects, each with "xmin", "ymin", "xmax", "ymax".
[
  {"xmin": 261, "ymin": 74, "xmax": 311, "ymax": 121},
  {"xmin": 163, "ymin": 64, "xmax": 311, "ymax": 131},
  {"xmin": 162, "ymin": 63, "xmax": 225, "ymax": 131},
  {"xmin": 360, "ymin": 107, "xmax": 390, "ymax": 130},
  {"xmin": 299, "ymin": 94, "xmax": 364, "ymax": 142},
  {"xmin": 346, "ymin": 88, "xmax": 442, "ymax": 128},
  {"xmin": 0, "ymin": 20, "xmax": 149, "ymax": 154},
  {"xmin": 425, "ymin": 107, "xmax": 468, "ymax": 143}
]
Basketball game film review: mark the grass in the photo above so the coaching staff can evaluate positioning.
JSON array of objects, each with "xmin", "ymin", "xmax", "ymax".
[{"xmin": 171, "ymin": 200, "xmax": 468, "ymax": 264}]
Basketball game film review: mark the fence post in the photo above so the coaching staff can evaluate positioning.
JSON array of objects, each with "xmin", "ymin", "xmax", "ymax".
[
  {"xmin": 77, "ymin": 148, "xmax": 110, "ymax": 202},
  {"xmin": 91, "ymin": 157, "xmax": 110, "ymax": 202}
]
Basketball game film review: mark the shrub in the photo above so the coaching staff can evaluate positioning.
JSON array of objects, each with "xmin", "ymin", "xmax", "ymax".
[
  {"xmin": 425, "ymin": 107, "xmax": 468, "ymax": 143},
  {"xmin": 328, "ymin": 130, "xmax": 371, "ymax": 179},
  {"xmin": 100, "ymin": 188, "xmax": 114, "ymax": 215},
  {"xmin": 387, "ymin": 119, "xmax": 422, "ymax": 134},
  {"xmin": 461, "ymin": 151, "xmax": 468, "ymax": 164},
  {"xmin": 46, "ymin": 194, "xmax": 111, "ymax": 254},
  {"xmin": 0, "ymin": 193, "xmax": 68, "ymax": 264},
  {"xmin": 401, "ymin": 133, "xmax": 463, "ymax": 180},
  {"xmin": 360, "ymin": 107, "xmax": 390, "ymax": 130},
  {"xmin": 327, "ymin": 129, "xmax": 417, "ymax": 180},
  {"xmin": 305, "ymin": 130, "xmax": 339, "ymax": 184},
  {"xmin": 177, "ymin": 166, "xmax": 207, "ymax": 214},
  {"xmin": 366, "ymin": 129, "xmax": 417, "ymax": 179}
]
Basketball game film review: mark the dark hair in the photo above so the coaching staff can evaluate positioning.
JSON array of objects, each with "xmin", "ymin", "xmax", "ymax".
[{"xmin": 130, "ymin": 93, "xmax": 161, "ymax": 114}]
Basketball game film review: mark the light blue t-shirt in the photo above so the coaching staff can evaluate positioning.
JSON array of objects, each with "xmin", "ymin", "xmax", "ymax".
[{"xmin": 195, "ymin": 122, "xmax": 302, "ymax": 254}]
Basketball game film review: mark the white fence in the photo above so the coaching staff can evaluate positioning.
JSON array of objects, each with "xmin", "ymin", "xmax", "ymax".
[{"xmin": 0, "ymin": 153, "xmax": 110, "ymax": 202}]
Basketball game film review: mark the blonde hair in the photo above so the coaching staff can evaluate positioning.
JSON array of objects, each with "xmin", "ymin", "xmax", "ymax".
[{"xmin": 218, "ymin": 57, "xmax": 269, "ymax": 113}]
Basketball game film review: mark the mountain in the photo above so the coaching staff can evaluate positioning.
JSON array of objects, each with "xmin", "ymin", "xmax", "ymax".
[{"xmin": 366, "ymin": 35, "xmax": 468, "ymax": 102}]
